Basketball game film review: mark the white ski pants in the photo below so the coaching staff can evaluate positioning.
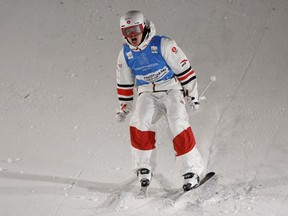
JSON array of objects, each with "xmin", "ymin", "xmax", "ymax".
[{"xmin": 130, "ymin": 89, "xmax": 204, "ymax": 176}]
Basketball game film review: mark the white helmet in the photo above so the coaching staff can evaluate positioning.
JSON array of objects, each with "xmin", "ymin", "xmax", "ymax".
[{"xmin": 120, "ymin": 10, "xmax": 146, "ymax": 38}]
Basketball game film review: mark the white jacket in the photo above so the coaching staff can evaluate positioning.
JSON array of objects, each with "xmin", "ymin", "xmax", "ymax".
[{"xmin": 116, "ymin": 21, "xmax": 198, "ymax": 106}]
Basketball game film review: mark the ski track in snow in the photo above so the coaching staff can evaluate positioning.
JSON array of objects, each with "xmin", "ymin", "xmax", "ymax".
[{"xmin": 206, "ymin": 0, "xmax": 273, "ymax": 170}]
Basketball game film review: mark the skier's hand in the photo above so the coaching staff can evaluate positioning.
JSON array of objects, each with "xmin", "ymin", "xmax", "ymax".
[
  {"xmin": 187, "ymin": 96, "xmax": 200, "ymax": 111},
  {"xmin": 115, "ymin": 103, "xmax": 132, "ymax": 122},
  {"xmin": 116, "ymin": 110, "xmax": 129, "ymax": 122}
]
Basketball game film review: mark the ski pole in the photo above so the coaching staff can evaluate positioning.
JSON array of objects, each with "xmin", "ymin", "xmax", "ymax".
[{"xmin": 199, "ymin": 76, "xmax": 216, "ymax": 100}]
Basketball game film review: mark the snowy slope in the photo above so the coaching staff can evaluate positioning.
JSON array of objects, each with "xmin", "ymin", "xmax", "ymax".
[{"xmin": 0, "ymin": 0, "xmax": 288, "ymax": 215}]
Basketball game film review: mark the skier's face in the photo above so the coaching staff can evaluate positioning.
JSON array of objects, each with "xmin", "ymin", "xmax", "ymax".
[{"xmin": 127, "ymin": 33, "xmax": 143, "ymax": 47}]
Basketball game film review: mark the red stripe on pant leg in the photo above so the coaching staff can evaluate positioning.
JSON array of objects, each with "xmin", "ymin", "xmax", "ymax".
[
  {"xmin": 130, "ymin": 126, "xmax": 156, "ymax": 150},
  {"xmin": 173, "ymin": 127, "xmax": 196, "ymax": 156}
]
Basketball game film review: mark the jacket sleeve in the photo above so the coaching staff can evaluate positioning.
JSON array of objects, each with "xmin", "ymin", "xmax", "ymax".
[
  {"xmin": 116, "ymin": 48, "xmax": 135, "ymax": 109},
  {"xmin": 161, "ymin": 37, "xmax": 198, "ymax": 99}
]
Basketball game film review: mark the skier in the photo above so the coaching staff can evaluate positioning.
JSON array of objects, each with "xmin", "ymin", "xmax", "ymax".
[{"xmin": 115, "ymin": 10, "xmax": 204, "ymax": 192}]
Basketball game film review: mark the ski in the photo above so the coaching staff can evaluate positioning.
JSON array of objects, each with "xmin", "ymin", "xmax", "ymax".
[
  {"xmin": 165, "ymin": 172, "xmax": 216, "ymax": 205},
  {"xmin": 194, "ymin": 171, "xmax": 215, "ymax": 188},
  {"xmin": 136, "ymin": 186, "xmax": 149, "ymax": 199}
]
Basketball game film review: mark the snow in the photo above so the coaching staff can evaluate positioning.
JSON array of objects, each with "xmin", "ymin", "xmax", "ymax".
[{"xmin": 0, "ymin": 0, "xmax": 288, "ymax": 215}]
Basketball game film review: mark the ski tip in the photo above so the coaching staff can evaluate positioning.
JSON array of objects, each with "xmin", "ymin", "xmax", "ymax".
[
  {"xmin": 205, "ymin": 172, "xmax": 216, "ymax": 179},
  {"xmin": 197, "ymin": 172, "xmax": 215, "ymax": 187},
  {"xmin": 207, "ymin": 171, "xmax": 216, "ymax": 176}
]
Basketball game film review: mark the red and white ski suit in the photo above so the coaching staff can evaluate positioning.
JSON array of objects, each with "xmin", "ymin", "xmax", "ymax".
[{"xmin": 116, "ymin": 21, "xmax": 204, "ymax": 176}]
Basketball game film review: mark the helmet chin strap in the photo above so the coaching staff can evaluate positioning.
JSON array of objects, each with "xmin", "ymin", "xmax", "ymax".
[{"xmin": 140, "ymin": 26, "xmax": 149, "ymax": 44}]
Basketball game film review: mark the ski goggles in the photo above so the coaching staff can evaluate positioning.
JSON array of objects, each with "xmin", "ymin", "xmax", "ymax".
[{"xmin": 121, "ymin": 24, "xmax": 144, "ymax": 38}]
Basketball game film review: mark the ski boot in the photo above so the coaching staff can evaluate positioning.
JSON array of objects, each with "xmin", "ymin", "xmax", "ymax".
[
  {"xmin": 137, "ymin": 168, "xmax": 152, "ymax": 187},
  {"xmin": 136, "ymin": 168, "xmax": 152, "ymax": 199},
  {"xmin": 182, "ymin": 172, "xmax": 200, "ymax": 192}
]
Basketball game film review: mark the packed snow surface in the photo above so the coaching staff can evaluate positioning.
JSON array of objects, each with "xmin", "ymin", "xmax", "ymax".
[{"xmin": 0, "ymin": 0, "xmax": 288, "ymax": 215}]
